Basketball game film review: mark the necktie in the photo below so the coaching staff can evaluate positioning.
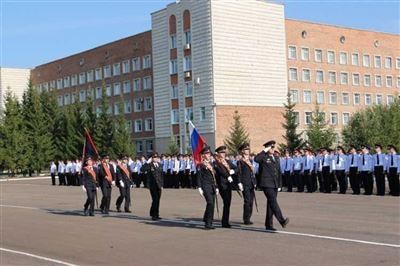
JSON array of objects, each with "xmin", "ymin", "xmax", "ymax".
[
  {"xmin": 305, "ymin": 157, "xmax": 308, "ymax": 168},
  {"xmin": 336, "ymin": 155, "xmax": 340, "ymax": 164},
  {"xmin": 322, "ymin": 156, "xmax": 325, "ymax": 166},
  {"xmin": 351, "ymin": 155, "xmax": 354, "ymax": 165},
  {"xmin": 377, "ymin": 154, "xmax": 380, "ymax": 165},
  {"xmin": 391, "ymin": 154, "xmax": 394, "ymax": 166},
  {"xmin": 362, "ymin": 155, "xmax": 365, "ymax": 165},
  {"xmin": 285, "ymin": 159, "xmax": 288, "ymax": 170}
]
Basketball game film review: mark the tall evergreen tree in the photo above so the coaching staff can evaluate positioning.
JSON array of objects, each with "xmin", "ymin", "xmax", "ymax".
[
  {"xmin": 113, "ymin": 101, "xmax": 135, "ymax": 157},
  {"xmin": 93, "ymin": 87, "xmax": 113, "ymax": 156},
  {"xmin": 166, "ymin": 137, "xmax": 180, "ymax": 155},
  {"xmin": 0, "ymin": 90, "xmax": 29, "ymax": 175},
  {"xmin": 224, "ymin": 110, "xmax": 250, "ymax": 155},
  {"xmin": 281, "ymin": 92, "xmax": 304, "ymax": 152},
  {"xmin": 21, "ymin": 80, "xmax": 54, "ymax": 174},
  {"xmin": 305, "ymin": 104, "xmax": 336, "ymax": 150}
]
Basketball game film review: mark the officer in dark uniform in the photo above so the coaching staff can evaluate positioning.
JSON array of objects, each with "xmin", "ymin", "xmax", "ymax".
[
  {"xmin": 141, "ymin": 153, "xmax": 164, "ymax": 220},
  {"xmin": 197, "ymin": 146, "xmax": 218, "ymax": 230},
  {"xmin": 81, "ymin": 156, "xmax": 99, "ymax": 216},
  {"xmin": 213, "ymin": 145, "xmax": 236, "ymax": 228},
  {"xmin": 115, "ymin": 155, "xmax": 133, "ymax": 213},
  {"xmin": 237, "ymin": 143, "xmax": 256, "ymax": 225},
  {"xmin": 98, "ymin": 153, "xmax": 116, "ymax": 215},
  {"xmin": 254, "ymin": 141, "xmax": 289, "ymax": 231}
]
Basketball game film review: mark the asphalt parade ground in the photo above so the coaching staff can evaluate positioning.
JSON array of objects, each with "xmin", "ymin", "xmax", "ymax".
[{"xmin": 1, "ymin": 177, "xmax": 399, "ymax": 266}]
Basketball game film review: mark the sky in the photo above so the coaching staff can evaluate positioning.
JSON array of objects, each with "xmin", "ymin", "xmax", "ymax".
[{"xmin": 1, "ymin": 0, "xmax": 399, "ymax": 69}]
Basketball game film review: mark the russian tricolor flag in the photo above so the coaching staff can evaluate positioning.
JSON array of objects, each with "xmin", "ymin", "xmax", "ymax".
[{"xmin": 189, "ymin": 121, "xmax": 206, "ymax": 166}]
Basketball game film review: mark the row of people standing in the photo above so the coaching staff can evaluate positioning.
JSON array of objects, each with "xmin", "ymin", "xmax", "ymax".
[
  {"xmin": 279, "ymin": 144, "xmax": 400, "ymax": 196},
  {"xmin": 50, "ymin": 159, "xmax": 82, "ymax": 186}
]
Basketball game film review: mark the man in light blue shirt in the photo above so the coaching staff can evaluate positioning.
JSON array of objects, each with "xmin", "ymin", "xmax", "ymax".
[
  {"xmin": 333, "ymin": 146, "xmax": 348, "ymax": 194},
  {"xmin": 358, "ymin": 145, "xmax": 374, "ymax": 195},
  {"xmin": 373, "ymin": 144, "xmax": 386, "ymax": 196},
  {"xmin": 347, "ymin": 146, "xmax": 360, "ymax": 195},
  {"xmin": 280, "ymin": 149, "xmax": 293, "ymax": 192},
  {"xmin": 302, "ymin": 148, "xmax": 314, "ymax": 193},
  {"xmin": 321, "ymin": 148, "xmax": 333, "ymax": 193},
  {"xmin": 386, "ymin": 145, "xmax": 399, "ymax": 196},
  {"xmin": 292, "ymin": 149, "xmax": 303, "ymax": 193}
]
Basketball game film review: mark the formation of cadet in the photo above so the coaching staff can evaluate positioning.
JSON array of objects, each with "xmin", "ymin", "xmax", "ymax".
[{"xmin": 50, "ymin": 142, "xmax": 399, "ymax": 230}]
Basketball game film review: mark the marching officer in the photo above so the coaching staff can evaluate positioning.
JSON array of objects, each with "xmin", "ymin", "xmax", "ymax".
[
  {"xmin": 333, "ymin": 146, "xmax": 348, "ymax": 194},
  {"xmin": 197, "ymin": 146, "xmax": 218, "ymax": 230},
  {"xmin": 81, "ymin": 156, "xmax": 99, "ymax": 216},
  {"xmin": 347, "ymin": 146, "xmax": 360, "ymax": 195},
  {"xmin": 237, "ymin": 143, "xmax": 256, "ymax": 225},
  {"xmin": 141, "ymin": 153, "xmax": 164, "ymax": 220},
  {"xmin": 359, "ymin": 145, "xmax": 374, "ymax": 195},
  {"xmin": 373, "ymin": 144, "xmax": 386, "ymax": 196},
  {"xmin": 386, "ymin": 145, "xmax": 399, "ymax": 196},
  {"xmin": 254, "ymin": 141, "xmax": 289, "ymax": 231},
  {"xmin": 213, "ymin": 146, "xmax": 237, "ymax": 228},
  {"xmin": 98, "ymin": 153, "xmax": 116, "ymax": 215},
  {"xmin": 116, "ymin": 155, "xmax": 133, "ymax": 213}
]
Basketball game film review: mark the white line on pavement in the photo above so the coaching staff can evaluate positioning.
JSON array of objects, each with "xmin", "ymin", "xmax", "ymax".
[
  {"xmin": 0, "ymin": 248, "xmax": 79, "ymax": 266},
  {"xmin": 0, "ymin": 176, "xmax": 52, "ymax": 182}
]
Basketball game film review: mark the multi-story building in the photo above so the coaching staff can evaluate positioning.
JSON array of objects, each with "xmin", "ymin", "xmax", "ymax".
[
  {"xmin": 0, "ymin": 67, "xmax": 31, "ymax": 112},
  {"xmin": 286, "ymin": 19, "xmax": 400, "ymax": 139},
  {"xmin": 30, "ymin": 0, "xmax": 400, "ymax": 153},
  {"xmin": 31, "ymin": 31, "xmax": 155, "ymax": 155}
]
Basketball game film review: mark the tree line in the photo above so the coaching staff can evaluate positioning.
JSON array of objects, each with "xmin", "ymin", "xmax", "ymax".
[{"xmin": 0, "ymin": 81, "xmax": 134, "ymax": 176}]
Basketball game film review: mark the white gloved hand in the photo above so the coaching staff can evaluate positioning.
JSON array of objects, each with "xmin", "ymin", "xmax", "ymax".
[
  {"xmin": 81, "ymin": 185, "xmax": 86, "ymax": 192},
  {"xmin": 263, "ymin": 146, "xmax": 271, "ymax": 153},
  {"xmin": 147, "ymin": 158, "xmax": 152, "ymax": 164},
  {"xmin": 96, "ymin": 187, "xmax": 99, "ymax": 191},
  {"xmin": 130, "ymin": 184, "xmax": 134, "ymax": 188},
  {"xmin": 227, "ymin": 176, "xmax": 233, "ymax": 183},
  {"xmin": 112, "ymin": 181, "xmax": 116, "ymax": 186},
  {"xmin": 278, "ymin": 187, "xmax": 282, "ymax": 192},
  {"xmin": 216, "ymin": 188, "xmax": 219, "ymax": 195},
  {"xmin": 120, "ymin": 180, "xmax": 125, "ymax": 188},
  {"xmin": 238, "ymin": 183, "xmax": 244, "ymax": 192},
  {"xmin": 198, "ymin": 188, "xmax": 204, "ymax": 197},
  {"xmin": 229, "ymin": 169, "xmax": 235, "ymax": 175}
]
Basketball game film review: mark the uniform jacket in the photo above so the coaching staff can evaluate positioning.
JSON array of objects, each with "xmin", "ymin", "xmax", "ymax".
[
  {"xmin": 116, "ymin": 164, "xmax": 132, "ymax": 187},
  {"xmin": 255, "ymin": 151, "xmax": 282, "ymax": 189},
  {"xmin": 213, "ymin": 158, "xmax": 236, "ymax": 190},
  {"xmin": 142, "ymin": 162, "xmax": 164, "ymax": 189},
  {"xmin": 82, "ymin": 166, "xmax": 98, "ymax": 188},
  {"xmin": 98, "ymin": 162, "xmax": 116, "ymax": 187},
  {"xmin": 237, "ymin": 159, "xmax": 257, "ymax": 188},
  {"xmin": 197, "ymin": 162, "xmax": 217, "ymax": 193}
]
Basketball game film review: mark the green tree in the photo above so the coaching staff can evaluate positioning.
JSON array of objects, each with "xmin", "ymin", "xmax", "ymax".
[
  {"xmin": 223, "ymin": 110, "xmax": 250, "ymax": 155},
  {"xmin": 280, "ymin": 92, "xmax": 304, "ymax": 152},
  {"xmin": 93, "ymin": 87, "xmax": 113, "ymax": 156},
  {"xmin": 305, "ymin": 104, "xmax": 336, "ymax": 150},
  {"xmin": 21, "ymin": 80, "xmax": 54, "ymax": 174},
  {"xmin": 0, "ymin": 90, "xmax": 29, "ymax": 175},
  {"xmin": 113, "ymin": 101, "xmax": 135, "ymax": 157},
  {"xmin": 166, "ymin": 137, "xmax": 180, "ymax": 155}
]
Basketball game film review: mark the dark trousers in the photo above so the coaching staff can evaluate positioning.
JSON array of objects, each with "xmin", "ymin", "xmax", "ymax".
[
  {"xmin": 311, "ymin": 171, "xmax": 318, "ymax": 192},
  {"xmin": 178, "ymin": 171, "xmax": 185, "ymax": 188},
  {"xmin": 374, "ymin": 166, "xmax": 385, "ymax": 196},
  {"xmin": 360, "ymin": 171, "xmax": 373, "ymax": 195},
  {"xmin": 322, "ymin": 167, "xmax": 332, "ymax": 193},
  {"xmin": 66, "ymin": 173, "xmax": 72, "ymax": 186},
  {"xmin": 331, "ymin": 173, "xmax": 338, "ymax": 191},
  {"xmin": 335, "ymin": 170, "xmax": 347, "ymax": 194},
  {"xmin": 349, "ymin": 167, "xmax": 360, "ymax": 194},
  {"xmin": 284, "ymin": 171, "xmax": 292, "ymax": 192},
  {"xmin": 293, "ymin": 170, "xmax": 301, "ymax": 191},
  {"xmin": 58, "ymin": 173, "xmax": 66, "ymax": 185},
  {"xmin": 203, "ymin": 190, "xmax": 215, "ymax": 226},
  {"xmin": 184, "ymin": 169, "xmax": 191, "ymax": 188},
  {"xmin": 149, "ymin": 187, "xmax": 162, "ymax": 218},
  {"xmin": 172, "ymin": 172, "xmax": 179, "ymax": 188},
  {"xmin": 84, "ymin": 186, "xmax": 96, "ymax": 215},
  {"xmin": 51, "ymin": 173, "xmax": 56, "ymax": 185},
  {"xmin": 388, "ymin": 168, "xmax": 399, "ymax": 196},
  {"xmin": 304, "ymin": 170, "xmax": 313, "ymax": 192},
  {"xmin": 219, "ymin": 187, "xmax": 232, "ymax": 226},
  {"xmin": 100, "ymin": 183, "xmax": 112, "ymax": 212},
  {"xmin": 243, "ymin": 187, "xmax": 255, "ymax": 223},
  {"xmin": 116, "ymin": 185, "xmax": 131, "ymax": 211},
  {"xmin": 75, "ymin": 173, "xmax": 80, "ymax": 186},
  {"xmin": 262, "ymin": 187, "xmax": 285, "ymax": 228},
  {"xmin": 191, "ymin": 171, "xmax": 197, "ymax": 188},
  {"xmin": 132, "ymin": 173, "xmax": 140, "ymax": 188},
  {"xmin": 297, "ymin": 170, "xmax": 306, "ymax": 192},
  {"xmin": 317, "ymin": 171, "xmax": 324, "ymax": 192}
]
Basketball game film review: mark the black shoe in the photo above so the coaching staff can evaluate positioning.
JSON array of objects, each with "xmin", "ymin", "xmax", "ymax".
[
  {"xmin": 205, "ymin": 225, "xmax": 215, "ymax": 230},
  {"xmin": 244, "ymin": 221, "xmax": 253, "ymax": 225},
  {"xmin": 265, "ymin": 226, "xmax": 277, "ymax": 231},
  {"xmin": 101, "ymin": 209, "xmax": 105, "ymax": 214},
  {"xmin": 156, "ymin": 217, "xmax": 162, "ymax": 220},
  {"xmin": 152, "ymin": 216, "xmax": 158, "ymax": 221},
  {"xmin": 280, "ymin": 218, "xmax": 290, "ymax": 228},
  {"xmin": 222, "ymin": 224, "xmax": 231, "ymax": 228},
  {"xmin": 116, "ymin": 206, "xmax": 121, "ymax": 212},
  {"xmin": 125, "ymin": 209, "xmax": 132, "ymax": 213},
  {"xmin": 104, "ymin": 210, "xmax": 109, "ymax": 215},
  {"xmin": 89, "ymin": 213, "xmax": 95, "ymax": 217},
  {"xmin": 83, "ymin": 209, "xmax": 88, "ymax": 216}
]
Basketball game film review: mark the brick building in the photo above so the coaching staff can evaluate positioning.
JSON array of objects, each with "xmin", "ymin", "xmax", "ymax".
[
  {"xmin": 31, "ymin": 31, "xmax": 155, "ymax": 155},
  {"xmin": 30, "ymin": 0, "xmax": 400, "ymax": 154}
]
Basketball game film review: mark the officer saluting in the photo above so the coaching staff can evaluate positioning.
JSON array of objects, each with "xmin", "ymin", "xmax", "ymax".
[
  {"xmin": 197, "ymin": 146, "xmax": 218, "ymax": 230},
  {"xmin": 81, "ymin": 156, "xmax": 99, "ymax": 216},
  {"xmin": 237, "ymin": 143, "xmax": 256, "ymax": 225},
  {"xmin": 255, "ymin": 141, "xmax": 289, "ymax": 231},
  {"xmin": 141, "ymin": 153, "xmax": 164, "ymax": 220},
  {"xmin": 98, "ymin": 153, "xmax": 116, "ymax": 215}
]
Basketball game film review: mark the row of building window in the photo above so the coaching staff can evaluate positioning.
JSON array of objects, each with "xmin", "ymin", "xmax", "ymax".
[
  {"xmin": 171, "ymin": 82, "xmax": 193, "ymax": 98},
  {"xmin": 134, "ymin": 139, "xmax": 154, "ymax": 154},
  {"xmin": 170, "ymin": 30, "xmax": 192, "ymax": 49},
  {"xmin": 294, "ymin": 111, "xmax": 352, "ymax": 126},
  {"xmin": 290, "ymin": 89, "xmax": 396, "ymax": 106},
  {"xmin": 128, "ymin": 118, "xmax": 153, "ymax": 133},
  {"xmin": 170, "ymin": 107, "xmax": 206, "ymax": 124},
  {"xmin": 38, "ymin": 55, "xmax": 151, "ymax": 91},
  {"xmin": 169, "ymin": 56, "xmax": 192, "ymax": 75},
  {"xmin": 288, "ymin": 68, "xmax": 400, "ymax": 88},
  {"xmin": 288, "ymin": 46, "xmax": 400, "ymax": 69}
]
